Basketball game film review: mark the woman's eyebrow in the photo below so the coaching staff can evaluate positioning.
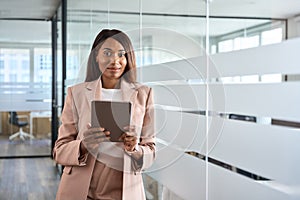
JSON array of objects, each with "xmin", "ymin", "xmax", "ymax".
[{"xmin": 103, "ymin": 48, "xmax": 125, "ymax": 51}]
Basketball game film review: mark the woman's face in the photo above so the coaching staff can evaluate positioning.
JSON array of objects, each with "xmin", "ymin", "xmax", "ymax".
[{"xmin": 96, "ymin": 38, "xmax": 127, "ymax": 82}]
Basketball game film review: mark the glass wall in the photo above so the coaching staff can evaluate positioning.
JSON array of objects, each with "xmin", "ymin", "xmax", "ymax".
[
  {"xmin": 0, "ymin": 20, "xmax": 53, "ymax": 157},
  {"xmin": 64, "ymin": 1, "xmax": 297, "ymax": 200},
  {"xmin": 65, "ymin": 0, "xmax": 140, "ymax": 85}
]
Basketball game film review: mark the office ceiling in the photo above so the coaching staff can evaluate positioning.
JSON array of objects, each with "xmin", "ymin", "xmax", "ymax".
[
  {"xmin": 0, "ymin": 0, "xmax": 300, "ymax": 44},
  {"xmin": 0, "ymin": 0, "xmax": 60, "ymax": 20},
  {"xmin": 1, "ymin": 0, "xmax": 299, "ymax": 20}
]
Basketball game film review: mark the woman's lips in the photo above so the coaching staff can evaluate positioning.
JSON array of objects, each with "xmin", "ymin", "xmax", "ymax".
[{"xmin": 107, "ymin": 67, "xmax": 121, "ymax": 72}]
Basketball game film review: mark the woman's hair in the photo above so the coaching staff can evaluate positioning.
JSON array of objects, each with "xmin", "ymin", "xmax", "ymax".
[{"xmin": 85, "ymin": 29, "xmax": 137, "ymax": 83}]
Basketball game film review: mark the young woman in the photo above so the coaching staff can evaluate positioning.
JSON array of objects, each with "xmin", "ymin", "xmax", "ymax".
[{"xmin": 53, "ymin": 29, "xmax": 156, "ymax": 200}]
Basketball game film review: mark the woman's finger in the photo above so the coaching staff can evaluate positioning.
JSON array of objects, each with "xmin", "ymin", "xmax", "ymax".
[
  {"xmin": 124, "ymin": 135, "xmax": 137, "ymax": 142},
  {"xmin": 103, "ymin": 130, "xmax": 111, "ymax": 136},
  {"xmin": 83, "ymin": 126, "xmax": 106, "ymax": 137},
  {"xmin": 123, "ymin": 125, "xmax": 136, "ymax": 133}
]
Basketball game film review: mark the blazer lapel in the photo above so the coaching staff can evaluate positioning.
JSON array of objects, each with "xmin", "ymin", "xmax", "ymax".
[
  {"xmin": 121, "ymin": 78, "xmax": 137, "ymax": 104},
  {"xmin": 85, "ymin": 77, "xmax": 102, "ymax": 110},
  {"xmin": 85, "ymin": 77, "xmax": 137, "ymax": 110}
]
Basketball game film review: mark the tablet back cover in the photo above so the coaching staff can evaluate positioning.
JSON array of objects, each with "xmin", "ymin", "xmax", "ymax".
[{"xmin": 91, "ymin": 100, "xmax": 131, "ymax": 142}]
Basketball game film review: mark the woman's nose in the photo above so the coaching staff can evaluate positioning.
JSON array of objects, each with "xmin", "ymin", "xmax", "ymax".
[{"xmin": 110, "ymin": 54, "xmax": 120, "ymax": 63}]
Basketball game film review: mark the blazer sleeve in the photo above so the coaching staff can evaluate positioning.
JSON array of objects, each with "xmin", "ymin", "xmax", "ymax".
[
  {"xmin": 53, "ymin": 87, "xmax": 85, "ymax": 166},
  {"xmin": 138, "ymin": 87, "xmax": 156, "ymax": 170}
]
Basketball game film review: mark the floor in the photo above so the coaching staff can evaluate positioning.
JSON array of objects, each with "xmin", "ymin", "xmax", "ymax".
[
  {"xmin": 0, "ymin": 158, "xmax": 168, "ymax": 200},
  {"xmin": 0, "ymin": 135, "xmax": 180, "ymax": 200},
  {"xmin": 0, "ymin": 135, "xmax": 51, "ymax": 158},
  {"xmin": 0, "ymin": 158, "xmax": 60, "ymax": 200},
  {"xmin": 0, "ymin": 133, "xmax": 59, "ymax": 200}
]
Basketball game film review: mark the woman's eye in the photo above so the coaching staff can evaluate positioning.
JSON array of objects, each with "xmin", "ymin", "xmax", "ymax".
[
  {"xmin": 103, "ymin": 51, "xmax": 112, "ymax": 57},
  {"xmin": 118, "ymin": 52, "xmax": 126, "ymax": 57}
]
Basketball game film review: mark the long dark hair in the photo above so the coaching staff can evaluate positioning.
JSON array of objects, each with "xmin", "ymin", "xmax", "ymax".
[{"xmin": 85, "ymin": 29, "xmax": 137, "ymax": 83}]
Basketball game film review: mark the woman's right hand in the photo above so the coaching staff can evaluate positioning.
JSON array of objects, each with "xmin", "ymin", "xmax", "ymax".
[{"xmin": 80, "ymin": 123, "xmax": 111, "ymax": 156}]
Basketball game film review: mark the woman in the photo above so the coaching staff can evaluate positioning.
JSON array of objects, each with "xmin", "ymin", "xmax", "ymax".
[{"xmin": 53, "ymin": 29, "xmax": 156, "ymax": 200}]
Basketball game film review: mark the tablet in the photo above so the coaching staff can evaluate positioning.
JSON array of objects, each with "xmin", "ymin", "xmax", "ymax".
[{"xmin": 91, "ymin": 100, "xmax": 132, "ymax": 142}]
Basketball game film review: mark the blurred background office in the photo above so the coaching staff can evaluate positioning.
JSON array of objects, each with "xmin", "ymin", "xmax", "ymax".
[{"xmin": 0, "ymin": 0, "xmax": 300, "ymax": 199}]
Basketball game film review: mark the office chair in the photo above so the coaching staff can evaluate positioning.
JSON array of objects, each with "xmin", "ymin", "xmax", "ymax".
[{"xmin": 8, "ymin": 111, "xmax": 34, "ymax": 140}]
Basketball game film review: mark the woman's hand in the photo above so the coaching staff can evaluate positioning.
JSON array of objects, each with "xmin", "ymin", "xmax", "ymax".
[
  {"xmin": 80, "ymin": 123, "xmax": 110, "ymax": 156},
  {"xmin": 120, "ymin": 125, "xmax": 143, "ymax": 161}
]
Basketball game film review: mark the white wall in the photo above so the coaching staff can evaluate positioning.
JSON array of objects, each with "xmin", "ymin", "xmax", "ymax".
[{"xmin": 287, "ymin": 15, "xmax": 300, "ymax": 39}]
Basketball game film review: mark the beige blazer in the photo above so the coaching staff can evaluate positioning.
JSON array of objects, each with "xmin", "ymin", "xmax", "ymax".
[{"xmin": 53, "ymin": 78, "xmax": 156, "ymax": 200}]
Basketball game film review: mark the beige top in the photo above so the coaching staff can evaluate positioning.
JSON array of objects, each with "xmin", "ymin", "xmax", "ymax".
[
  {"xmin": 87, "ymin": 88, "xmax": 123, "ymax": 199},
  {"xmin": 87, "ymin": 161, "xmax": 123, "ymax": 200}
]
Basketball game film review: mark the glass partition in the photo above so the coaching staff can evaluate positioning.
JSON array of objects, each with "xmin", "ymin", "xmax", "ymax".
[
  {"xmin": 0, "ymin": 20, "xmax": 52, "ymax": 157},
  {"xmin": 66, "ymin": 0, "xmax": 140, "ymax": 85},
  {"xmin": 63, "ymin": 0, "xmax": 293, "ymax": 199},
  {"xmin": 209, "ymin": 18, "xmax": 285, "ymax": 54}
]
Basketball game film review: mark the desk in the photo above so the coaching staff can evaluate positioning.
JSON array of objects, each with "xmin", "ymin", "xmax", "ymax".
[{"xmin": 30, "ymin": 111, "xmax": 51, "ymax": 137}]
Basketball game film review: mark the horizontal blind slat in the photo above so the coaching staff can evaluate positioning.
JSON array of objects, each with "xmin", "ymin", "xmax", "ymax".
[
  {"xmin": 148, "ymin": 146, "xmax": 206, "ymax": 200},
  {"xmin": 152, "ymin": 84, "xmax": 206, "ymax": 109},
  {"xmin": 209, "ymin": 82, "xmax": 300, "ymax": 121},
  {"xmin": 155, "ymin": 109, "xmax": 206, "ymax": 151},
  {"xmin": 207, "ymin": 117, "xmax": 300, "ymax": 185},
  {"xmin": 208, "ymin": 163, "xmax": 295, "ymax": 200}
]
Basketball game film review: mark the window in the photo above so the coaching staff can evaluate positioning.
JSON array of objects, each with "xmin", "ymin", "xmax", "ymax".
[
  {"xmin": 10, "ymin": 59, "xmax": 17, "ymax": 69},
  {"xmin": 218, "ymin": 39, "xmax": 233, "ymax": 53},
  {"xmin": 22, "ymin": 60, "xmax": 29, "ymax": 70},
  {"xmin": 233, "ymin": 35, "xmax": 259, "ymax": 50},
  {"xmin": 0, "ymin": 60, "xmax": 4, "ymax": 69},
  {"xmin": 261, "ymin": 28, "xmax": 283, "ymax": 45},
  {"xmin": 0, "ymin": 48, "xmax": 30, "ymax": 82},
  {"xmin": 22, "ymin": 75, "xmax": 30, "ymax": 82},
  {"xmin": 213, "ymin": 22, "xmax": 284, "ymax": 54},
  {"xmin": 9, "ymin": 74, "xmax": 17, "ymax": 82},
  {"xmin": 34, "ymin": 48, "xmax": 52, "ymax": 82},
  {"xmin": 211, "ymin": 45, "xmax": 217, "ymax": 54}
]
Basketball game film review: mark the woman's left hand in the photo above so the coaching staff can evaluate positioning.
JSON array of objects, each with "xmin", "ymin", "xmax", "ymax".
[
  {"xmin": 120, "ymin": 125, "xmax": 143, "ymax": 160},
  {"xmin": 120, "ymin": 125, "xmax": 137, "ymax": 151}
]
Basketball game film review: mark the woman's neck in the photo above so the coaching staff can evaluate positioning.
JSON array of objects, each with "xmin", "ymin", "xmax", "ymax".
[{"xmin": 101, "ymin": 77, "xmax": 120, "ymax": 89}]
